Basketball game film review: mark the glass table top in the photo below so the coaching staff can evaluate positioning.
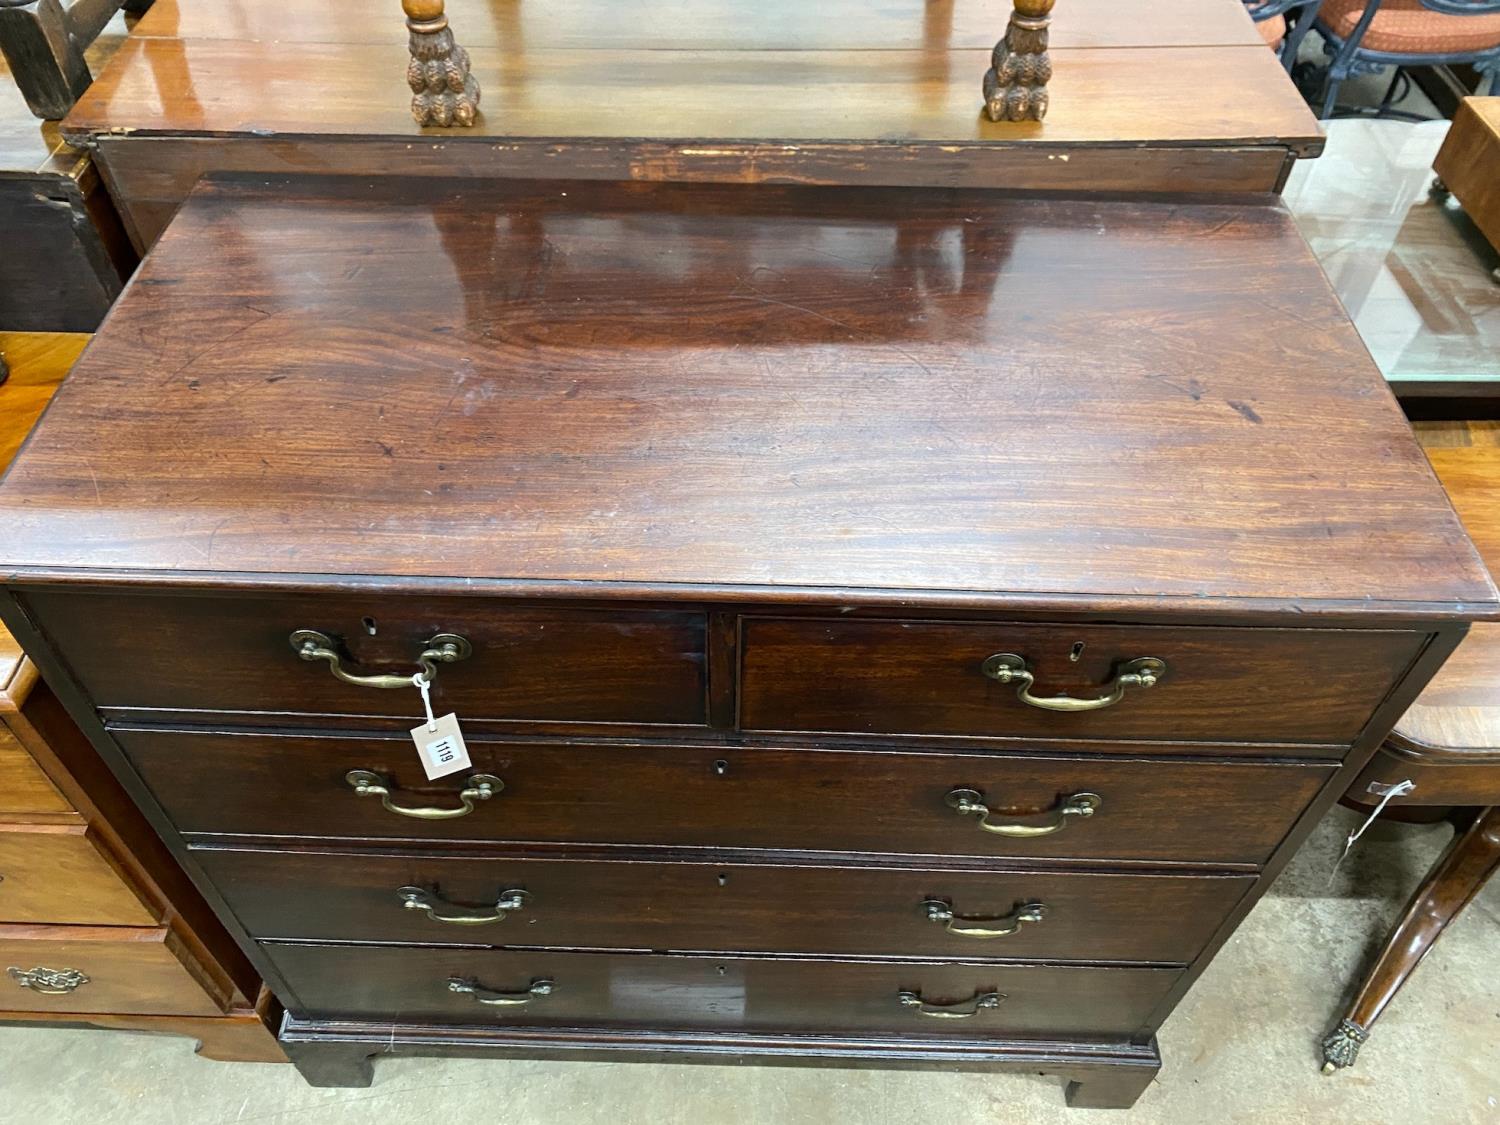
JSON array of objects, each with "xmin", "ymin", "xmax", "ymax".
[{"xmin": 1284, "ymin": 119, "xmax": 1500, "ymax": 389}]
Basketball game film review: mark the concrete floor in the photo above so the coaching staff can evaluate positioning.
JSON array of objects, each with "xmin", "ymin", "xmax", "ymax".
[{"xmin": 1, "ymin": 806, "xmax": 1496, "ymax": 1124}]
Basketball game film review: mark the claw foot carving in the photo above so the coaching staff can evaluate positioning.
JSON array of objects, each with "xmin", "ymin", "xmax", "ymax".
[
  {"xmin": 403, "ymin": 0, "xmax": 481, "ymax": 127},
  {"xmin": 984, "ymin": 0, "xmax": 1055, "ymax": 122}
]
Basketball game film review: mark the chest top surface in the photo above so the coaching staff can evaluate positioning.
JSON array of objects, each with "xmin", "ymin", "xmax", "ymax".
[{"xmin": 0, "ymin": 175, "xmax": 1491, "ymax": 619}]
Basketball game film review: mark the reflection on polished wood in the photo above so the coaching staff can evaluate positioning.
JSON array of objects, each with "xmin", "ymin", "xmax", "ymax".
[
  {"xmin": 0, "ymin": 176, "xmax": 1489, "ymax": 615},
  {"xmin": 1285, "ymin": 120, "xmax": 1500, "ymax": 390},
  {"xmin": 0, "ymin": 332, "xmax": 87, "ymax": 470},
  {"xmin": 61, "ymin": 0, "xmax": 1323, "ymax": 249}
]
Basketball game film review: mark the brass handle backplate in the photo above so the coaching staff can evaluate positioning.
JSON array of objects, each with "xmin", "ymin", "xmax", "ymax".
[
  {"xmin": 346, "ymin": 769, "xmax": 502, "ymax": 820},
  {"xmin": 399, "ymin": 885, "xmax": 530, "ymax": 925},
  {"xmin": 897, "ymin": 988, "xmax": 1003, "ymax": 1019},
  {"xmin": 8, "ymin": 966, "xmax": 89, "ymax": 994},
  {"xmin": 981, "ymin": 652, "xmax": 1165, "ymax": 712},
  {"xmin": 946, "ymin": 787, "xmax": 1101, "ymax": 837},
  {"xmin": 291, "ymin": 629, "xmax": 472, "ymax": 689},
  {"xmin": 922, "ymin": 898, "xmax": 1046, "ymax": 938},
  {"xmin": 448, "ymin": 976, "xmax": 554, "ymax": 1006}
]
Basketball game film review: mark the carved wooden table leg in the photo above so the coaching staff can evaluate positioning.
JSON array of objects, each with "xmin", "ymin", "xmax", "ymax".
[
  {"xmin": 1321, "ymin": 806, "xmax": 1500, "ymax": 1072},
  {"xmin": 983, "ymin": 0, "xmax": 1055, "ymax": 122},
  {"xmin": 403, "ymin": 0, "xmax": 480, "ymax": 127}
]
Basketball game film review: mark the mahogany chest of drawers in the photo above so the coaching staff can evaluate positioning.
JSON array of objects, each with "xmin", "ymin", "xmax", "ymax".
[{"xmin": 0, "ymin": 175, "xmax": 1493, "ymax": 1108}]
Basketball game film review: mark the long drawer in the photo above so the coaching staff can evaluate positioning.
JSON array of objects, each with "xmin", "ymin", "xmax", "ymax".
[
  {"xmin": 0, "ymin": 727, "xmax": 72, "ymax": 817},
  {"xmin": 739, "ymin": 618, "xmax": 1423, "ymax": 745},
  {"xmin": 265, "ymin": 941, "xmax": 1181, "ymax": 1038},
  {"xmin": 197, "ymin": 847, "xmax": 1254, "ymax": 963},
  {"xmin": 0, "ymin": 824, "xmax": 158, "ymax": 926},
  {"xmin": 23, "ymin": 590, "xmax": 707, "ymax": 727},
  {"xmin": 119, "ymin": 731, "xmax": 1332, "ymax": 865},
  {"xmin": 0, "ymin": 923, "xmax": 223, "ymax": 1016}
]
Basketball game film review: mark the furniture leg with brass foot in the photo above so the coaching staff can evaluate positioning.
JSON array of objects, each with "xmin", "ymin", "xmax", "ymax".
[{"xmin": 1322, "ymin": 806, "xmax": 1500, "ymax": 1072}]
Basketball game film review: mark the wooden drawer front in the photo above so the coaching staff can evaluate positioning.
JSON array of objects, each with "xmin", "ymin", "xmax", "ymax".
[
  {"xmin": 24, "ymin": 590, "xmax": 706, "ymax": 727},
  {"xmin": 0, "ymin": 924, "xmax": 222, "ymax": 1016},
  {"xmin": 119, "ymin": 731, "xmax": 1332, "ymax": 865},
  {"xmin": 0, "ymin": 825, "xmax": 157, "ymax": 925},
  {"xmin": 200, "ymin": 847, "xmax": 1253, "ymax": 964},
  {"xmin": 0, "ymin": 729, "xmax": 73, "ymax": 817},
  {"xmin": 739, "ymin": 619, "xmax": 1423, "ymax": 745},
  {"xmin": 266, "ymin": 942, "xmax": 1179, "ymax": 1038}
]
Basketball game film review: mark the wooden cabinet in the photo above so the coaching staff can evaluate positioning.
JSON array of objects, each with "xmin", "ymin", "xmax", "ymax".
[
  {"xmin": 0, "ymin": 335, "xmax": 284, "ymax": 1062},
  {"xmin": 0, "ymin": 176, "xmax": 1492, "ymax": 1107}
]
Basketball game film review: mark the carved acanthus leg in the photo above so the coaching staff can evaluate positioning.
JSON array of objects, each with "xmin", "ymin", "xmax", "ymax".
[
  {"xmin": 403, "ymin": 0, "xmax": 480, "ymax": 127},
  {"xmin": 983, "ymin": 0, "xmax": 1055, "ymax": 123}
]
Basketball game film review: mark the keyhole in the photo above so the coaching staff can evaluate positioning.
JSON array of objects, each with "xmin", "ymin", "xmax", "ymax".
[
  {"xmin": 716, "ymin": 872, "xmax": 728, "ymax": 887},
  {"xmin": 362, "ymin": 616, "xmax": 378, "ymax": 636},
  {"xmin": 717, "ymin": 965, "xmax": 727, "ymax": 976},
  {"xmin": 1069, "ymin": 641, "xmax": 1085, "ymax": 663},
  {"xmin": 713, "ymin": 759, "xmax": 728, "ymax": 776}
]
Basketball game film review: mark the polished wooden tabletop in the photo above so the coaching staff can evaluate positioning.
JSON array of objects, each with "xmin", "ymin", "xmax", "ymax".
[
  {"xmin": 1395, "ymin": 424, "xmax": 1500, "ymax": 752},
  {"xmin": 0, "ymin": 176, "xmax": 1488, "ymax": 620},
  {"xmin": 64, "ymin": 0, "xmax": 1322, "ymax": 153}
]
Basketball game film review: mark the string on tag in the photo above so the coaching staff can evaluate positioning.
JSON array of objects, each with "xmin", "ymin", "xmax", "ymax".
[
  {"xmin": 1328, "ymin": 778, "xmax": 1415, "ymax": 885},
  {"xmin": 413, "ymin": 672, "xmax": 438, "ymax": 733}
]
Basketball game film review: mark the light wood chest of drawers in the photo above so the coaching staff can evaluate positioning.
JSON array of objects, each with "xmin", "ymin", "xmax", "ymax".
[{"xmin": 0, "ymin": 176, "xmax": 1493, "ymax": 1107}]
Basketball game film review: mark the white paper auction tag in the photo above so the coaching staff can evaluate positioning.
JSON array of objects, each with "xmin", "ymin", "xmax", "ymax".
[
  {"xmin": 410, "ymin": 673, "xmax": 472, "ymax": 780},
  {"xmin": 411, "ymin": 712, "xmax": 472, "ymax": 780}
]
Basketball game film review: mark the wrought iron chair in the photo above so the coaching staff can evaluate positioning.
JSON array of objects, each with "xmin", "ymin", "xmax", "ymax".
[
  {"xmin": 1313, "ymin": 0, "xmax": 1500, "ymax": 117},
  {"xmin": 1246, "ymin": 0, "xmax": 1327, "ymax": 70}
]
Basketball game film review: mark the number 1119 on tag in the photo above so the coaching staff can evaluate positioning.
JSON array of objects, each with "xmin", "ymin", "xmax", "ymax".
[{"xmin": 411, "ymin": 713, "xmax": 472, "ymax": 779}]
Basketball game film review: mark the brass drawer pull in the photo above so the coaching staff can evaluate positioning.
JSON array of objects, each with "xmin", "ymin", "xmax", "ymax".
[
  {"xmin": 897, "ymin": 988, "xmax": 1002, "ymax": 1019},
  {"xmin": 946, "ymin": 787, "xmax": 1101, "ymax": 837},
  {"xmin": 346, "ymin": 769, "xmax": 502, "ymax": 820},
  {"xmin": 290, "ymin": 629, "xmax": 472, "ymax": 689},
  {"xmin": 8, "ymin": 966, "xmax": 89, "ymax": 994},
  {"xmin": 922, "ymin": 898, "xmax": 1045, "ymax": 938},
  {"xmin": 399, "ymin": 885, "xmax": 530, "ymax": 925},
  {"xmin": 981, "ymin": 652, "xmax": 1165, "ymax": 712},
  {"xmin": 447, "ymin": 976, "xmax": 554, "ymax": 1006}
]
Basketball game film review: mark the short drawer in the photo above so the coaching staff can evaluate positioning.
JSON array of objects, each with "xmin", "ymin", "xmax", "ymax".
[
  {"xmin": 0, "ymin": 824, "xmax": 158, "ymax": 925},
  {"xmin": 738, "ymin": 618, "xmax": 1424, "ymax": 745},
  {"xmin": 265, "ymin": 941, "xmax": 1180, "ymax": 1038},
  {"xmin": 200, "ymin": 847, "xmax": 1253, "ymax": 964},
  {"xmin": 0, "ymin": 923, "xmax": 223, "ymax": 1016},
  {"xmin": 0, "ymin": 728, "xmax": 72, "ymax": 817},
  {"xmin": 22, "ymin": 589, "xmax": 706, "ymax": 727},
  {"xmin": 119, "ymin": 731, "xmax": 1333, "ymax": 865}
]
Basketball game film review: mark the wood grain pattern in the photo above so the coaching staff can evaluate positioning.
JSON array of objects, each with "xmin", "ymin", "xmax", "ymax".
[
  {"xmin": 1, "ymin": 178, "xmax": 1488, "ymax": 619},
  {"xmin": 0, "ymin": 923, "xmax": 224, "ymax": 1016},
  {"xmin": 739, "ymin": 619, "xmax": 1424, "ymax": 745},
  {"xmin": 196, "ymin": 845, "xmax": 1253, "ymax": 964},
  {"xmin": 115, "ymin": 729, "xmax": 1333, "ymax": 866},
  {"xmin": 1391, "ymin": 445, "xmax": 1500, "ymax": 755},
  {"xmin": 0, "ymin": 728, "xmax": 73, "ymax": 818},
  {"xmin": 0, "ymin": 823, "xmax": 157, "ymax": 925},
  {"xmin": 265, "ymin": 941, "xmax": 1180, "ymax": 1038},
  {"xmin": 24, "ymin": 590, "xmax": 707, "ymax": 725},
  {"xmin": 1433, "ymin": 98, "xmax": 1500, "ymax": 256}
]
